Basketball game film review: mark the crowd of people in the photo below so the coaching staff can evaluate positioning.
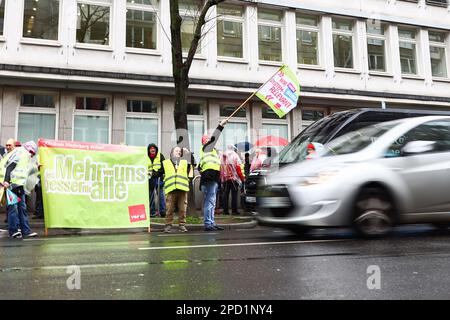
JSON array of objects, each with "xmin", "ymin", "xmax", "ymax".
[
  {"xmin": 147, "ymin": 119, "xmax": 279, "ymax": 233},
  {"xmin": 0, "ymin": 121, "xmax": 278, "ymax": 238},
  {"xmin": 0, "ymin": 139, "xmax": 40, "ymax": 238}
]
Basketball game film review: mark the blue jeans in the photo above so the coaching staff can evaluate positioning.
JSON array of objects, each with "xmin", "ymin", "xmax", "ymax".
[
  {"xmin": 7, "ymin": 194, "xmax": 32, "ymax": 236},
  {"xmin": 201, "ymin": 181, "xmax": 219, "ymax": 228},
  {"xmin": 149, "ymin": 177, "xmax": 166, "ymax": 216}
]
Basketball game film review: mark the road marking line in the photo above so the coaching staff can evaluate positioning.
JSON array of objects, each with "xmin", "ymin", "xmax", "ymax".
[{"xmin": 138, "ymin": 239, "xmax": 349, "ymax": 251}]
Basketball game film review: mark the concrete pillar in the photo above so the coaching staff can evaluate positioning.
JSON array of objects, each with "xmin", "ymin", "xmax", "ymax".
[
  {"xmin": 112, "ymin": 94, "xmax": 126, "ymax": 145},
  {"xmin": 0, "ymin": 87, "xmax": 18, "ymax": 143},
  {"xmin": 58, "ymin": 91, "xmax": 74, "ymax": 141},
  {"xmin": 160, "ymin": 96, "xmax": 175, "ymax": 157}
]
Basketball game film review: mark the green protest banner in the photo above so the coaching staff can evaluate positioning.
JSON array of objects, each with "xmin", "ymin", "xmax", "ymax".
[{"xmin": 38, "ymin": 139, "xmax": 150, "ymax": 229}]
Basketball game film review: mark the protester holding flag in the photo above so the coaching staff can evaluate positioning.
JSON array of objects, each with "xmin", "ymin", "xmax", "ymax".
[
  {"xmin": 199, "ymin": 119, "xmax": 228, "ymax": 232},
  {"xmin": 161, "ymin": 146, "xmax": 191, "ymax": 233},
  {"xmin": 0, "ymin": 140, "xmax": 38, "ymax": 238}
]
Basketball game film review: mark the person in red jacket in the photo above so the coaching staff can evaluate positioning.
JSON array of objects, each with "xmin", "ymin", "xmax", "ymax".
[{"xmin": 220, "ymin": 145, "xmax": 245, "ymax": 215}]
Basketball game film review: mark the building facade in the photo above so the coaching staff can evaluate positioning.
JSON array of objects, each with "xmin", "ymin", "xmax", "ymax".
[{"xmin": 1, "ymin": 0, "xmax": 450, "ymax": 158}]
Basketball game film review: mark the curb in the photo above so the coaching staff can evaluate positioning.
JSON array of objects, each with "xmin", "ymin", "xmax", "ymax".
[{"xmin": 0, "ymin": 219, "xmax": 258, "ymax": 237}]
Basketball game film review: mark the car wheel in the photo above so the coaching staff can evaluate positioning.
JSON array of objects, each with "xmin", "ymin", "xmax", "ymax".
[{"xmin": 353, "ymin": 188, "xmax": 393, "ymax": 238}]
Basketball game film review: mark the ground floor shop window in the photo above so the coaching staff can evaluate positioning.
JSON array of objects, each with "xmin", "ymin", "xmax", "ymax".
[
  {"xmin": 188, "ymin": 119, "xmax": 204, "ymax": 163},
  {"xmin": 126, "ymin": 117, "xmax": 158, "ymax": 147},
  {"xmin": 218, "ymin": 122, "xmax": 248, "ymax": 152},
  {"xmin": 18, "ymin": 113, "xmax": 56, "ymax": 143},
  {"xmin": 74, "ymin": 115, "xmax": 109, "ymax": 143}
]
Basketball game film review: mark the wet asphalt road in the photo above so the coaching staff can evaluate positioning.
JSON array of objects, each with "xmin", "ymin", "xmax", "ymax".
[{"xmin": 1, "ymin": 225, "xmax": 450, "ymax": 300}]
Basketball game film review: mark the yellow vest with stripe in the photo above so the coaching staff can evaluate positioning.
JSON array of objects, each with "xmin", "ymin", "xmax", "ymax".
[
  {"xmin": 148, "ymin": 152, "xmax": 162, "ymax": 173},
  {"xmin": 199, "ymin": 148, "xmax": 220, "ymax": 172},
  {"xmin": 240, "ymin": 163, "xmax": 245, "ymax": 178},
  {"xmin": 162, "ymin": 159, "xmax": 189, "ymax": 194},
  {"xmin": 0, "ymin": 148, "xmax": 30, "ymax": 186}
]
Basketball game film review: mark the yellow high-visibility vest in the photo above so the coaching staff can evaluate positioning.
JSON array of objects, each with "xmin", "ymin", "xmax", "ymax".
[
  {"xmin": 199, "ymin": 148, "xmax": 220, "ymax": 172},
  {"xmin": 148, "ymin": 152, "xmax": 162, "ymax": 173},
  {"xmin": 0, "ymin": 148, "xmax": 30, "ymax": 186},
  {"xmin": 162, "ymin": 159, "xmax": 189, "ymax": 194}
]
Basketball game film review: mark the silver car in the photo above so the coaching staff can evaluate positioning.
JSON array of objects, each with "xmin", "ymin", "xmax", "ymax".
[{"xmin": 257, "ymin": 116, "xmax": 450, "ymax": 237}]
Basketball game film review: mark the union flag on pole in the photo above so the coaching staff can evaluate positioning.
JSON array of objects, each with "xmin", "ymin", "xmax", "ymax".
[{"xmin": 255, "ymin": 65, "xmax": 301, "ymax": 118}]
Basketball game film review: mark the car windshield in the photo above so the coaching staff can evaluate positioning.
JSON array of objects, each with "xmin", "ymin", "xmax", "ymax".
[
  {"xmin": 323, "ymin": 122, "xmax": 398, "ymax": 156},
  {"xmin": 277, "ymin": 111, "xmax": 357, "ymax": 163}
]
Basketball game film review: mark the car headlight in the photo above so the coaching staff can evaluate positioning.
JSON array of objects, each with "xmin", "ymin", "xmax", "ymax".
[{"xmin": 298, "ymin": 166, "xmax": 346, "ymax": 186}]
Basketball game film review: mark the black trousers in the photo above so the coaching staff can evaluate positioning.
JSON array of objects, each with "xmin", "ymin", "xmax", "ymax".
[{"xmin": 223, "ymin": 180, "xmax": 239, "ymax": 214}]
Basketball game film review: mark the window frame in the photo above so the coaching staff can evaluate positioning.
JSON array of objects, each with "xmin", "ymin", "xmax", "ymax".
[
  {"xmin": 398, "ymin": 26, "xmax": 419, "ymax": 76},
  {"xmin": 16, "ymin": 90, "xmax": 59, "ymax": 142},
  {"xmin": 19, "ymin": 0, "xmax": 62, "ymax": 46},
  {"xmin": 179, "ymin": 2, "xmax": 205, "ymax": 58},
  {"xmin": 261, "ymin": 105, "xmax": 291, "ymax": 142},
  {"xmin": 0, "ymin": 0, "xmax": 7, "ymax": 40},
  {"xmin": 75, "ymin": 0, "xmax": 113, "ymax": 51},
  {"xmin": 428, "ymin": 30, "xmax": 449, "ymax": 79},
  {"xmin": 125, "ymin": 0, "xmax": 160, "ymax": 55},
  {"xmin": 216, "ymin": 3, "xmax": 246, "ymax": 62},
  {"xmin": 332, "ymin": 17, "xmax": 356, "ymax": 71},
  {"xmin": 219, "ymin": 101, "xmax": 251, "ymax": 152},
  {"xmin": 296, "ymin": 12, "xmax": 320, "ymax": 67},
  {"xmin": 366, "ymin": 21, "xmax": 388, "ymax": 74},
  {"xmin": 72, "ymin": 93, "xmax": 112, "ymax": 144},
  {"xmin": 257, "ymin": 8, "xmax": 284, "ymax": 65},
  {"xmin": 186, "ymin": 100, "xmax": 207, "ymax": 162},
  {"xmin": 124, "ymin": 96, "xmax": 161, "ymax": 147}
]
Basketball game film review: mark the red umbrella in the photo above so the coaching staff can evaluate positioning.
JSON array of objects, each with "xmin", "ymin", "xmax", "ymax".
[{"xmin": 254, "ymin": 135, "xmax": 288, "ymax": 147}]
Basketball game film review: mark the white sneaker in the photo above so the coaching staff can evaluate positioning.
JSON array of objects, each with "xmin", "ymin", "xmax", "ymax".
[
  {"xmin": 11, "ymin": 231, "xmax": 22, "ymax": 239},
  {"xmin": 179, "ymin": 225, "xmax": 188, "ymax": 233},
  {"xmin": 25, "ymin": 232, "xmax": 38, "ymax": 238},
  {"xmin": 164, "ymin": 225, "xmax": 171, "ymax": 233}
]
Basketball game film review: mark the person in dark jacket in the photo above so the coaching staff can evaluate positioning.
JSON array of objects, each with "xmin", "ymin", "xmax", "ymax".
[
  {"xmin": 198, "ymin": 119, "xmax": 228, "ymax": 231},
  {"xmin": 147, "ymin": 143, "xmax": 166, "ymax": 217}
]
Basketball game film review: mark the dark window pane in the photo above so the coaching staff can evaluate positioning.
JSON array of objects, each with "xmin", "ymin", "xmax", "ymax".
[
  {"xmin": 76, "ymin": 97, "xmax": 108, "ymax": 110},
  {"xmin": 21, "ymin": 94, "xmax": 55, "ymax": 108},
  {"xmin": 302, "ymin": 110, "xmax": 324, "ymax": 121},
  {"xmin": 127, "ymin": 99, "xmax": 158, "ymax": 113},
  {"xmin": 23, "ymin": 0, "xmax": 59, "ymax": 40},
  {"xmin": 220, "ymin": 104, "xmax": 246, "ymax": 117},
  {"xmin": 187, "ymin": 103, "xmax": 204, "ymax": 115}
]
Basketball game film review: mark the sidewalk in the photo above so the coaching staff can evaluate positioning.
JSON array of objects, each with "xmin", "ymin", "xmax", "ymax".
[{"xmin": 0, "ymin": 211, "xmax": 257, "ymax": 238}]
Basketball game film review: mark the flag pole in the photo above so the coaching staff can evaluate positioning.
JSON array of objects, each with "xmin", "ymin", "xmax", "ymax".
[{"xmin": 224, "ymin": 65, "xmax": 286, "ymax": 122}]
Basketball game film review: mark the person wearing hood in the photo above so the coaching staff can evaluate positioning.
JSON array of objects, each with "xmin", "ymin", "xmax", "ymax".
[
  {"xmin": 0, "ymin": 140, "xmax": 38, "ymax": 238},
  {"xmin": 147, "ymin": 143, "xmax": 166, "ymax": 218},
  {"xmin": 160, "ymin": 146, "xmax": 192, "ymax": 233}
]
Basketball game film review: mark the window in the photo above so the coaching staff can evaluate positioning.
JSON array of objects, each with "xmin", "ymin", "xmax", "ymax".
[
  {"xmin": 187, "ymin": 102, "xmax": 205, "ymax": 162},
  {"xmin": 126, "ymin": 0, "xmax": 158, "ymax": 50},
  {"xmin": 179, "ymin": 0, "xmax": 203, "ymax": 54},
  {"xmin": 23, "ymin": 0, "xmax": 59, "ymax": 40},
  {"xmin": 301, "ymin": 109, "xmax": 325, "ymax": 130},
  {"xmin": 17, "ymin": 93, "xmax": 57, "ymax": 143},
  {"xmin": 296, "ymin": 13, "xmax": 319, "ymax": 65},
  {"xmin": 126, "ymin": 98, "xmax": 159, "ymax": 147},
  {"xmin": 217, "ymin": 4, "xmax": 244, "ymax": 59},
  {"xmin": 398, "ymin": 27, "xmax": 417, "ymax": 75},
  {"xmin": 429, "ymin": 30, "xmax": 448, "ymax": 78},
  {"xmin": 220, "ymin": 104, "xmax": 246, "ymax": 118},
  {"xmin": 333, "ymin": 18, "xmax": 354, "ymax": 69},
  {"xmin": 258, "ymin": 8, "xmax": 283, "ymax": 62},
  {"xmin": 77, "ymin": 1, "xmax": 111, "ymax": 46},
  {"xmin": 261, "ymin": 106, "xmax": 289, "ymax": 153},
  {"xmin": 386, "ymin": 120, "xmax": 450, "ymax": 157},
  {"xmin": 426, "ymin": 0, "xmax": 448, "ymax": 7},
  {"xmin": 367, "ymin": 21, "xmax": 387, "ymax": 72},
  {"xmin": 74, "ymin": 95, "xmax": 110, "ymax": 143},
  {"xmin": 0, "ymin": 0, "xmax": 6, "ymax": 36}
]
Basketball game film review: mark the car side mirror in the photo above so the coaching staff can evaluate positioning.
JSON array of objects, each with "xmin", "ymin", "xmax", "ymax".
[{"xmin": 401, "ymin": 140, "xmax": 436, "ymax": 156}]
